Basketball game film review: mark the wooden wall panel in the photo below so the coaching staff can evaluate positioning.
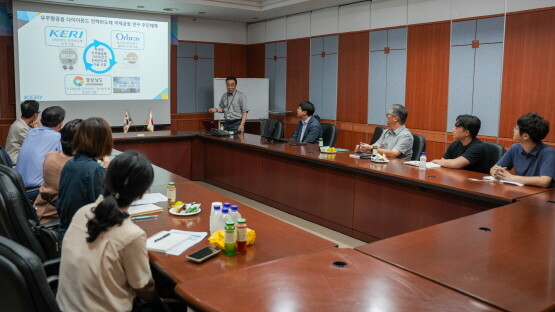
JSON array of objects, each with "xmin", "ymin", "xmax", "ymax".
[
  {"xmin": 214, "ymin": 44, "xmax": 247, "ymax": 78},
  {"xmin": 0, "ymin": 36, "xmax": 15, "ymax": 147},
  {"xmin": 246, "ymin": 44, "xmax": 265, "ymax": 78},
  {"xmin": 405, "ymin": 22, "xmax": 450, "ymax": 132},
  {"xmin": 337, "ymin": 32, "xmax": 369, "ymax": 124},
  {"xmin": 500, "ymin": 8, "xmax": 555, "ymax": 142},
  {"xmin": 286, "ymin": 38, "xmax": 310, "ymax": 113}
]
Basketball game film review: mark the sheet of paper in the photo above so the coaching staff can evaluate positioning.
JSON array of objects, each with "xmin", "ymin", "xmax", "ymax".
[
  {"xmin": 483, "ymin": 176, "xmax": 524, "ymax": 186},
  {"xmin": 166, "ymin": 230, "xmax": 207, "ymax": 256},
  {"xmin": 147, "ymin": 230, "xmax": 207, "ymax": 255},
  {"xmin": 131, "ymin": 193, "xmax": 167, "ymax": 206}
]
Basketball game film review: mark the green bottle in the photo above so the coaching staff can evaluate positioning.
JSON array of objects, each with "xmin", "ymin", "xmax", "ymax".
[{"xmin": 224, "ymin": 221, "xmax": 236, "ymax": 256}]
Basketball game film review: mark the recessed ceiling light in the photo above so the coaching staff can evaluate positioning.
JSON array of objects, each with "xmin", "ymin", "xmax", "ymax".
[
  {"xmin": 137, "ymin": 5, "xmax": 145, "ymax": 8},
  {"xmin": 198, "ymin": 12, "xmax": 206, "ymax": 14},
  {"xmin": 163, "ymin": 8, "xmax": 178, "ymax": 12}
]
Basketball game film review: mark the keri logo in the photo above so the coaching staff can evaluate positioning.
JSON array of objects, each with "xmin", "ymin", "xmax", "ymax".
[
  {"xmin": 23, "ymin": 95, "xmax": 43, "ymax": 100},
  {"xmin": 49, "ymin": 29, "xmax": 85, "ymax": 38}
]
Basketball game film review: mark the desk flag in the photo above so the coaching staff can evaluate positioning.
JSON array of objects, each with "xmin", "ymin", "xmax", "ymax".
[
  {"xmin": 146, "ymin": 108, "xmax": 154, "ymax": 133},
  {"xmin": 123, "ymin": 109, "xmax": 135, "ymax": 134}
]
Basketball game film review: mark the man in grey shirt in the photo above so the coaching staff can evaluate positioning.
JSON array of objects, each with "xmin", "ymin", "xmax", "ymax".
[
  {"xmin": 209, "ymin": 76, "xmax": 249, "ymax": 133},
  {"xmin": 5, "ymin": 100, "xmax": 41, "ymax": 164},
  {"xmin": 355, "ymin": 104, "xmax": 414, "ymax": 160}
]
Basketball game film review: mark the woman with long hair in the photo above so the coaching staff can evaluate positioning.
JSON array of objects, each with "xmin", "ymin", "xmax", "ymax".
[
  {"xmin": 57, "ymin": 117, "xmax": 112, "ymax": 241},
  {"xmin": 57, "ymin": 150, "xmax": 159, "ymax": 312}
]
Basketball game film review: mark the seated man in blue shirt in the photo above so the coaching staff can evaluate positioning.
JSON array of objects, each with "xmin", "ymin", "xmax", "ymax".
[
  {"xmin": 16, "ymin": 106, "xmax": 65, "ymax": 199},
  {"xmin": 290, "ymin": 101, "xmax": 322, "ymax": 144},
  {"xmin": 491, "ymin": 113, "xmax": 555, "ymax": 188},
  {"xmin": 432, "ymin": 115, "xmax": 489, "ymax": 173}
]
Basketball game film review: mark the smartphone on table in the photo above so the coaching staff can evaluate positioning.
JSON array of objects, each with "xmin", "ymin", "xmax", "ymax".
[{"xmin": 186, "ymin": 246, "xmax": 221, "ymax": 263}]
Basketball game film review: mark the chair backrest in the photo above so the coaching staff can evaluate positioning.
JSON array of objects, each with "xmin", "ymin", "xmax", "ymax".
[
  {"xmin": 320, "ymin": 123, "xmax": 338, "ymax": 147},
  {"xmin": 0, "ymin": 145, "xmax": 13, "ymax": 167},
  {"xmin": 0, "ymin": 236, "xmax": 60, "ymax": 312},
  {"xmin": 411, "ymin": 134, "xmax": 427, "ymax": 161},
  {"xmin": 260, "ymin": 119, "xmax": 284, "ymax": 139},
  {"xmin": 0, "ymin": 165, "xmax": 59, "ymax": 261},
  {"xmin": 370, "ymin": 127, "xmax": 384, "ymax": 145},
  {"xmin": 482, "ymin": 141, "xmax": 506, "ymax": 170}
]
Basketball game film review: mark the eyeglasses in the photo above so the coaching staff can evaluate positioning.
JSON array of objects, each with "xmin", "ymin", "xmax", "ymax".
[{"xmin": 386, "ymin": 113, "xmax": 396, "ymax": 118}]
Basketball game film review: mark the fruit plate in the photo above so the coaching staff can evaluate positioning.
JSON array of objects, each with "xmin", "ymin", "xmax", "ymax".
[{"xmin": 169, "ymin": 204, "xmax": 201, "ymax": 216}]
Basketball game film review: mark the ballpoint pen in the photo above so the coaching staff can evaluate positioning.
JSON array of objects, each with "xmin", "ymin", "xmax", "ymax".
[
  {"xmin": 131, "ymin": 216, "xmax": 158, "ymax": 220},
  {"xmin": 154, "ymin": 232, "xmax": 171, "ymax": 242}
]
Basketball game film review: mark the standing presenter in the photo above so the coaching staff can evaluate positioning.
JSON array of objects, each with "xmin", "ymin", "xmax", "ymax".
[{"xmin": 209, "ymin": 76, "xmax": 249, "ymax": 133}]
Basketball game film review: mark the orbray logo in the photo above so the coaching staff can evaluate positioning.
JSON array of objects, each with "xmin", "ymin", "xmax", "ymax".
[
  {"xmin": 49, "ymin": 29, "xmax": 85, "ymax": 38},
  {"xmin": 23, "ymin": 95, "xmax": 43, "ymax": 100},
  {"xmin": 111, "ymin": 31, "xmax": 144, "ymax": 50},
  {"xmin": 115, "ymin": 32, "xmax": 140, "ymax": 41}
]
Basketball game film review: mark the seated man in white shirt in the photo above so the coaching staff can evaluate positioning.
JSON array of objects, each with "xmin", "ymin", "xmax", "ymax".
[{"xmin": 290, "ymin": 101, "xmax": 322, "ymax": 144}]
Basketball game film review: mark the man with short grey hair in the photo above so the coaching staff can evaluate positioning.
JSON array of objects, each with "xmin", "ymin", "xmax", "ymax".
[
  {"xmin": 355, "ymin": 104, "xmax": 414, "ymax": 160},
  {"xmin": 5, "ymin": 100, "xmax": 41, "ymax": 164}
]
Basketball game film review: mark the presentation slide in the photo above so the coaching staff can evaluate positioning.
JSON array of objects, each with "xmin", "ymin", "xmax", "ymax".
[{"xmin": 17, "ymin": 11, "xmax": 168, "ymax": 101}]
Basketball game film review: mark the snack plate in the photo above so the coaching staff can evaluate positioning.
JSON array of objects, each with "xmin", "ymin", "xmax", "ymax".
[
  {"xmin": 169, "ymin": 204, "xmax": 201, "ymax": 216},
  {"xmin": 371, "ymin": 157, "xmax": 389, "ymax": 163}
]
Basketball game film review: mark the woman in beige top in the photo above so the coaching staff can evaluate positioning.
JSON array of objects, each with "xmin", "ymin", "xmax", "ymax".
[
  {"xmin": 57, "ymin": 150, "xmax": 160, "ymax": 311},
  {"xmin": 34, "ymin": 119, "xmax": 82, "ymax": 224}
]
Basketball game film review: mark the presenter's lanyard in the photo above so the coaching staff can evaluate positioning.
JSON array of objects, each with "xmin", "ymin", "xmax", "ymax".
[{"xmin": 225, "ymin": 91, "xmax": 236, "ymax": 120}]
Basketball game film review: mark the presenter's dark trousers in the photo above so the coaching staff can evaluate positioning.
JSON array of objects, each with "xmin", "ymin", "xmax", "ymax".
[{"xmin": 224, "ymin": 120, "xmax": 241, "ymax": 132}]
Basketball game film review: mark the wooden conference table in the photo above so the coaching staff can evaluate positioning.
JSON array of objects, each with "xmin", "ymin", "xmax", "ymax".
[
  {"xmin": 113, "ymin": 132, "xmax": 554, "ymax": 311},
  {"xmin": 196, "ymin": 133, "xmax": 549, "ymax": 242},
  {"xmin": 176, "ymin": 248, "xmax": 502, "ymax": 312},
  {"xmin": 138, "ymin": 181, "xmax": 337, "ymax": 284},
  {"xmin": 355, "ymin": 197, "xmax": 555, "ymax": 312}
]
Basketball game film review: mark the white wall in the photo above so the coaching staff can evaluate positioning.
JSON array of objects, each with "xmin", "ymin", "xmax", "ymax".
[
  {"xmin": 246, "ymin": 0, "xmax": 555, "ymax": 44},
  {"xmin": 179, "ymin": 17, "xmax": 247, "ymax": 44}
]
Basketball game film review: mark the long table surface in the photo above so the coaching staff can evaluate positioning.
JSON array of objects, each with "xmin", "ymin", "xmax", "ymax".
[
  {"xmin": 175, "ymin": 248, "xmax": 501, "ymax": 312},
  {"xmin": 136, "ymin": 182, "xmax": 337, "ymax": 284},
  {"xmin": 355, "ymin": 201, "xmax": 555, "ymax": 312},
  {"xmin": 199, "ymin": 133, "xmax": 549, "ymax": 204}
]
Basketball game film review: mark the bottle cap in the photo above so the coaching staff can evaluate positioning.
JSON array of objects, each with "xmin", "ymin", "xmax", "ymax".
[
  {"xmin": 223, "ymin": 202, "xmax": 231, "ymax": 208},
  {"xmin": 225, "ymin": 221, "xmax": 235, "ymax": 225},
  {"xmin": 222, "ymin": 208, "xmax": 229, "ymax": 213},
  {"xmin": 421, "ymin": 152, "xmax": 426, "ymax": 155},
  {"xmin": 214, "ymin": 205, "xmax": 221, "ymax": 210},
  {"xmin": 168, "ymin": 182, "xmax": 175, "ymax": 185},
  {"xmin": 237, "ymin": 218, "xmax": 247, "ymax": 223},
  {"xmin": 231, "ymin": 205, "xmax": 238, "ymax": 211}
]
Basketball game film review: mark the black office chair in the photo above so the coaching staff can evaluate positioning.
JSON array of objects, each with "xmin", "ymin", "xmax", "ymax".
[
  {"xmin": 411, "ymin": 134, "xmax": 427, "ymax": 161},
  {"xmin": 370, "ymin": 127, "xmax": 384, "ymax": 144},
  {"xmin": 0, "ymin": 235, "xmax": 60, "ymax": 312},
  {"xmin": 0, "ymin": 145, "xmax": 13, "ymax": 167},
  {"xmin": 320, "ymin": 123, "xmax": 338, "ymax": 147},
  {"xmin": 0, "ymin": 165, "xmax": 59, "ymax": 261},
  {"xmin": 482, "ymin": 141, "xmax": 506, "ymax": 170},
  {"xmin": 260, "ymin": 119, "xmax": 284, "ymax": 139}
]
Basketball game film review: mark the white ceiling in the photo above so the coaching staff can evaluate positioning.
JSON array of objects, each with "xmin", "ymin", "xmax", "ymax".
[{"xmin": 21, "ymin": 0, "xmax": 369, "ymax": 22}]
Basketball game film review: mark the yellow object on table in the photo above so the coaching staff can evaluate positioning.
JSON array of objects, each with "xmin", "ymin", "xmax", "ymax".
[{"xmin": 208, "ymin": 229, "xmax": 256, "ymax": 250}]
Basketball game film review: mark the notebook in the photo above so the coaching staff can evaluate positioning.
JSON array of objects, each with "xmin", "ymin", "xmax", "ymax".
[{"xmin": 128, "ymin": 203, "xmax": 163, "ymax": 216}]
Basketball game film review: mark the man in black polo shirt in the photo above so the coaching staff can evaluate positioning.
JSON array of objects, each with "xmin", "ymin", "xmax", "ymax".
[{"xmin": 432, "ymin": 114, "xmax": 488, "ymax": 173}]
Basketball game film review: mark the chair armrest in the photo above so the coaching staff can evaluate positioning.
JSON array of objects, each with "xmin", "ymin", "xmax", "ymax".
[{"xmin": 43, "ymin": 257, "xmax": 60, "ymax": 276}]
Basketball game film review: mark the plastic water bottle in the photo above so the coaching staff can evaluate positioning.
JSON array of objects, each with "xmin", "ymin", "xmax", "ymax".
[
  {"xmin": 419, "ymin": 152, "xmax": 427, "ymax": 170},
  {"xmin": 218, "ymin": 208, "xmax": 233, "ymax": 231},
  {"xmin": 229, "ymin": 205, "xmax": 242, "ymax": 223},
  {"xmin": 209, "ymin": 205, "xmax": 222, "ymax": 234},
  {"xmin": 223, "ymin": 202, "xmax": 231, "ymax": 213}
]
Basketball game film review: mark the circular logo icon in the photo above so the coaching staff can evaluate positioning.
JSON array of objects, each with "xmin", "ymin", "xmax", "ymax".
[
  {"xmin": 124, "ymin": 52, "xmax": 138, "ymax": 64},
  {"xmin": 73, "ymin": 76, "xmax": 84, "ymax": 87}
]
